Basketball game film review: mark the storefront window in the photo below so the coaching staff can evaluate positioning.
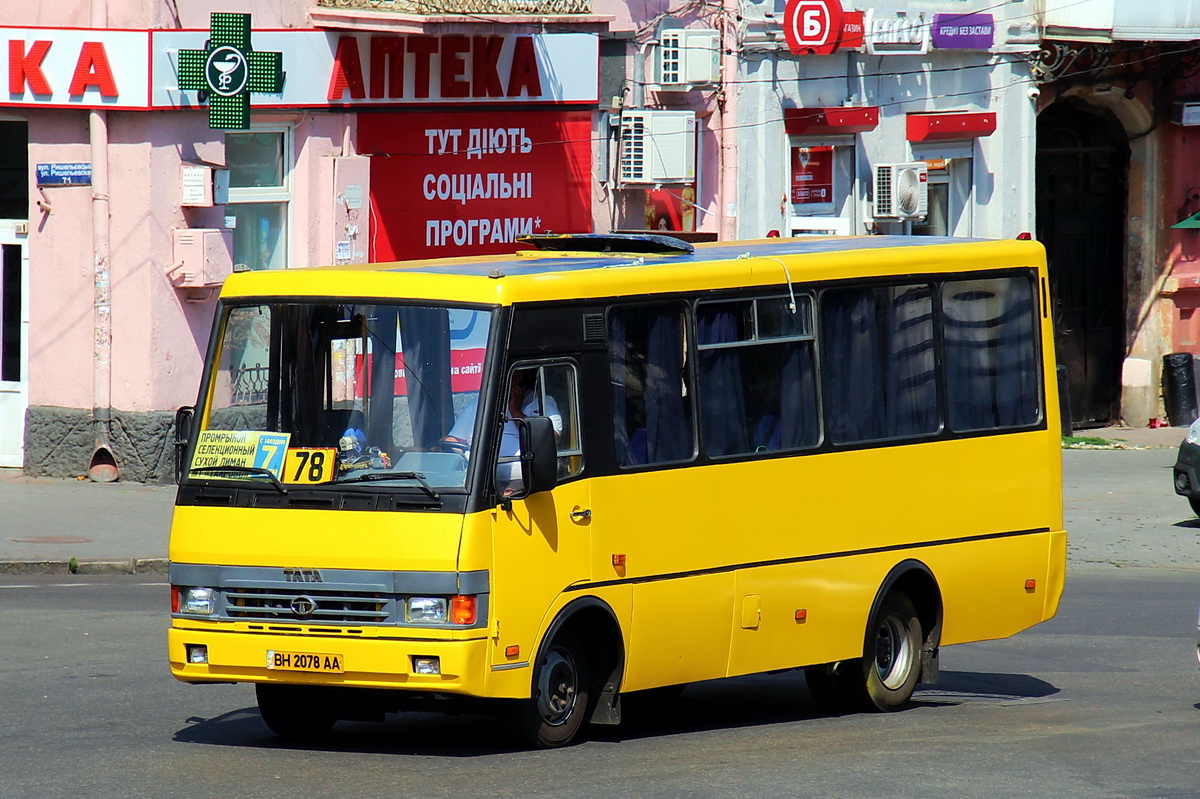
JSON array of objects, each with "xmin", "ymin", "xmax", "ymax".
[
  {"xmin": 226, "ymin": 128, "xmax": 290, "ymax": 270},
  {"xmin": 788, "ymin": 140, "xmax": 856, "ymax": 236}
]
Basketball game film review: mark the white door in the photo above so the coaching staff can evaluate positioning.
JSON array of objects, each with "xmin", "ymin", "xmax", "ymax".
[{"xmin": 0, "ymin": 222, "xmax": 29, "ymax": 467}]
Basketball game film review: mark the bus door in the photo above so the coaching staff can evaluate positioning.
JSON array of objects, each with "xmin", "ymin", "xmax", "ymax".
[
  {"xmin": 592, "ymin": 301, "xmax": 736, "ymax": 691},
  {"xmin": 489, "ymin": 361, "xmax": 591, "ymax": 664}
]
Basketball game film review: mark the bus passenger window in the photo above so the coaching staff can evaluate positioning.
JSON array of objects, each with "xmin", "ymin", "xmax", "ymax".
[
  {"xmin": 696, "ymin": 295, "xmax": 819, "ymax": 457},
  {"xmin": 822, "ymin": 285, "xmax": 938, "ymax": 444},
  {"xmin": 942, "ymin": 277, "xmax": 1041, "ymax": 431},
  {"xmin": 609, "ymin": 304, "xmax": 695, "ymax": 467}
]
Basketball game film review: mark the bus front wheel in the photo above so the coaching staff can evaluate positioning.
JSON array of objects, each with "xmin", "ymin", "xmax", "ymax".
[
  {"xmin": 861, "ymin": 592, "xmax": 923, "ymax": 711},
  {"xmin": 515, "ymin": 633, "xmax": 590, "ymax": 748}
]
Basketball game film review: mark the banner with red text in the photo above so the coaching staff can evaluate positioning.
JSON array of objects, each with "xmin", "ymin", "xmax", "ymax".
[{"xmin": 359, "ymin": 110, "xmax": 593, "ymax": 261}]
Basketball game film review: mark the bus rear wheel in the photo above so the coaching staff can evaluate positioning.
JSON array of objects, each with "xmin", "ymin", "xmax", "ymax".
[
  {"xmin": 256, "ymin": 683, "xmax": 337, "ymax": 740},
  {"xmin": 861, "ymin": 592, "xmax": 923, "ymax": 711},
  {"xmin": 515, "ymin": 634, "xmax": 590, "ymax": 748}
]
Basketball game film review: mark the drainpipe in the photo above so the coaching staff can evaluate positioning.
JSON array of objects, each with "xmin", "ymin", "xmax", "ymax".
[
  {"xmin": 718, "ymin": 11, "xmax": 738, "ymax": 240},
  {"xmin": 88, "ymin": 0, "xmax": 117, "ymax": 482}
]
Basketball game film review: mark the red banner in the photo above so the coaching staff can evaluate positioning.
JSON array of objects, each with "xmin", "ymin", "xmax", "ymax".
[{"xmin": 359, "ymin": 110, "xmax": 593, "ymax": 261}]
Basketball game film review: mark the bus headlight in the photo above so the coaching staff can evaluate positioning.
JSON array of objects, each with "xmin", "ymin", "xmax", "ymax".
[
  {"xmin": 405, "ymin": 595, "xmax": 477, "ymax": 625},
  {"xmin": 181, "ymin": 587, "xmax": 217, "ymax": 616},
  {"xmin": 406, "ymin": 597, "xmax": 448, "ymax": 624}
]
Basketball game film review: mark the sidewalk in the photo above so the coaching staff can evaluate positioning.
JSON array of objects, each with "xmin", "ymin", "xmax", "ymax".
[
  {"xmin": 1070, "ymin": 423, "xmax": 1187, "ymax": 450},
  {"xmin": 0, "ymin": 468, "xmax": 175, "ymax": 575},
  {"xmin": 0, "ymin": 423, "xmax": 1190, "ymax": 575}
]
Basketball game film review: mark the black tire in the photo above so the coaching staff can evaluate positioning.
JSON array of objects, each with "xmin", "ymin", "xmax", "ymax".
[
  {"xmin": 515, "ymin": 634, "xmax": 590, "ymax": 748},
  {"xmin": 256, "ymin": 683, "xmax": 337, "ymax": 740},
  {"xmin": 859, "ymin": 592, "xmax": 923, "ymax": 711},
  {"xmin": 1188, "ymin": 496, "xmax": 1200, "ymax": 518}
]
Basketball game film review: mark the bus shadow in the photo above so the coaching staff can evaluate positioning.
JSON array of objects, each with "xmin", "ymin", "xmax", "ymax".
[
  {"xmin": 172, "ymin": 669, "xmax": 1060, "ymax": 755},
  {"xmin": 173, "ymin": 706, "xmax": 524, "ymax": 757}
]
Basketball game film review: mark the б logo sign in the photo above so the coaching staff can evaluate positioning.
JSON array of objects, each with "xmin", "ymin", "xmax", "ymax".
[{"xmin": 783, "ymin": 0, "xmax": 844, "ymax": 56}]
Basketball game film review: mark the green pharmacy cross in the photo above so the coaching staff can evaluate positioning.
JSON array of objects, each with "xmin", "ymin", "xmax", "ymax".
[{"xmin": 177, "ymin": 13, "xmax": 284, "ymax": 130}]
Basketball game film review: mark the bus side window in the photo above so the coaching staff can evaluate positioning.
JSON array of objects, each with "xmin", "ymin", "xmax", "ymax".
[
  {"xmin": 696, "ymin": 295, "xmax": 820, "ymax": 457},
  {"xmin": 942, "ymin": 276, "xmax": 1041, "ymax": 431},
  {"xmin": 609, "ymin": 304, "xmax": 695, "ymax": 467},
  {"xmin": 540, "ymin": 363, "xmax": 584, "ymax": 479},
  {"xmin": 822, "ymin": 285, "xmax": 938, "ymax": 444}
]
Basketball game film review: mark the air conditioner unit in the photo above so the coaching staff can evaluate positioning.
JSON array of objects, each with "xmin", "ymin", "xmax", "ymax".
[
  {"xmin": 873, "ymin": 162, "xmax": 928, "ymax": 220},
  {"xmin": 619, "ymin": 110, "xmax": 697, "ymax": 185},
  {"xmin": 655, "ymin": 29, "xmax": 721, "ymax": 90}
]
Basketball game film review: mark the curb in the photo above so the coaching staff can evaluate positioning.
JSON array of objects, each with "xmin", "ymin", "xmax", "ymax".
[{"xmin": 0, "ymin": 558, "xmax": 170, "ymax": 576}]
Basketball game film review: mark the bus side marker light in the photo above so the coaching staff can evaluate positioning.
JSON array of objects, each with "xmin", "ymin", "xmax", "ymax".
[
  {"xmin": 612, "ymin": 554, "xmax": 626, "ymax": 567},
  {"xmin": 505, "ymin": 645, "xmax": 520, "ymax": 658},
  {"xmin": 795, "ymin": 609, "xmax": 808, "ymax": 623},
  {"xmin": 1025, "ymin": 579, "xmax": 1037, "ymax": 592}
]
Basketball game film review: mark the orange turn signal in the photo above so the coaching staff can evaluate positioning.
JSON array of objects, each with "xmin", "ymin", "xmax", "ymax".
[
  {"xmin": 1024, "ymin": 579, "xmax": 1037, "ymax": 592},
  {"xmin": 450, "ymin": 595, "xmax": 477, "ymax": 625},
  {"xmin": 795, "ymin": 609, "xmax": 808, "ymax": 622},
  {"xmin": 505, "ymin": 645, "xmax": 520, "ymax": 658},
  {"xmin": 612, "ymin": 553, "xmax": 626, "ymax": 567}
]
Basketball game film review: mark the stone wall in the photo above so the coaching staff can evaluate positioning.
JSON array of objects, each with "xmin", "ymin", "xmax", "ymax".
[{"xmin": 25, "ymin": 406, "xmax": 177, "ymax": 484}]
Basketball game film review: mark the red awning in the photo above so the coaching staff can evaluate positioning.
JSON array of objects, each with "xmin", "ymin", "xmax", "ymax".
[
  {"xmin": 906, "ymin": 112, "xmax": 997, "ymax": 142},
  {"xmin": 784, "ymin": 106, "xmax": 880, "ymax": 136}
]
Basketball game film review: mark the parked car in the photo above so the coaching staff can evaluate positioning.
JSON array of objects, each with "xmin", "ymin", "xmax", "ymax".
[{"xmin": 1172, "ymin": 419, "xmax": 1200, "ymax": 516}]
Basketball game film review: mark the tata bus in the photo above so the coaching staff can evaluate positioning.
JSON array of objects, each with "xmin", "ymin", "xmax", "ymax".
[{"xmin": 168, "ymin": 233, "xmax": 1066, "ymax": 747}]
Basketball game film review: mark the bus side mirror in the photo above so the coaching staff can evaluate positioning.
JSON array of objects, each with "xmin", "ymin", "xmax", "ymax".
[
  {"xmin": 499, "ymin": 415, "xmax": 557, "ymax": 500},
  {"xmin": 174, "ymin": 406, "xmax": 194, "ymax": 484}
]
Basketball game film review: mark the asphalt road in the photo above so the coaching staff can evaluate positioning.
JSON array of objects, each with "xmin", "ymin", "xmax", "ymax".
[{"xmin": 1, "ymin": 444, "xmax": 1198, "ymax": 799}]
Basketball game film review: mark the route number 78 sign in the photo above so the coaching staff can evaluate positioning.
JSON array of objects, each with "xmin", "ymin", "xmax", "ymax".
[{"xmin": 783, "ymin": 0, "xmax": 844, "ymax": 55}]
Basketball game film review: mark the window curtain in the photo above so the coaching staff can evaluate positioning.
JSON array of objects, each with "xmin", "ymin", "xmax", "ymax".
[
  {"xmin": 368, "ymin": 307, "xmax": 399, "ymax": 451},
  {"xmin": 778, "ymin": 340, "xmax": 820, "ymax": 449},
  {"xmin": 823, "ymin": 289, "xmax": 885, "ymax": 443},
  {"xmin": 697, "ymin": 307, "xmax": 748, "ymax": 456},
  {"xmin": 398, "ymin": 307, "xmax": 453, "ymax": 449},
  {"xmin": 944, "ymin": 278, "xmax": 1039, "ymax": 430},
  {"xmin": 610, "ymin": 305, "xmax": 692, "ymax": 466},
  {"xmin": 645, "ymin": 308, "xmax": 691, "ymax": 463},
  {"xmin": 884, "ymin": 286, "xmax": 937, "ymax": 437}
]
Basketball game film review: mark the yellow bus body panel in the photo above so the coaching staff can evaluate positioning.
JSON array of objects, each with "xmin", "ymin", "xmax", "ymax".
[{"xmin": 169, "ymin": 505, "xmax": 464, "ymax": 571}]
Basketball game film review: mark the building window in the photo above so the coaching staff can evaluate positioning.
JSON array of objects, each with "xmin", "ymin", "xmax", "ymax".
[{"xmin": 226, "ymin": 128, "xmax": 290, "ymax": 270}]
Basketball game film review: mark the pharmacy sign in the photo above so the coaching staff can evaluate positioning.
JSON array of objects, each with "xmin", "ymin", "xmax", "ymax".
[{"xmin": 177, "ymin": 13, "xmax": 284, "ymax": 129}]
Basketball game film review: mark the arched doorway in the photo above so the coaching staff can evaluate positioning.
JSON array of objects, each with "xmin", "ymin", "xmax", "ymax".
[{"xmin": 1036, "ymin": 100, "xmax": 1129, "ymax": 428}]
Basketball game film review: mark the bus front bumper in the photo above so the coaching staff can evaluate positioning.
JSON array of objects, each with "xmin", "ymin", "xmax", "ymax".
[{"xmin": 168, "ymin": 626, "xmax": 491, "ymax": 695}]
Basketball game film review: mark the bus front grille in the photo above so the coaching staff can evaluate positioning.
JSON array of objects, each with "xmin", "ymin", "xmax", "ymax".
[{"xmin": 224, "ymin": 587, "xmax": 393, "ymax": 624}]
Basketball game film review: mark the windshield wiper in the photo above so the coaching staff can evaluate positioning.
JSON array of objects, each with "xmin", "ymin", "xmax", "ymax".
[
  {"xmin": 336, "ymin": 471, "xmax": 440, "ymax": 501},
  {"xmin": 190, "ymin": 466, "xmax": 288, "ymax": 495}
]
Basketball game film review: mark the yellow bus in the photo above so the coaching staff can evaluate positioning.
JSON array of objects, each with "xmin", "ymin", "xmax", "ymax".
[{"xmin": 168, "ymin": 234, "xmax": 1066, "ymax": 747}]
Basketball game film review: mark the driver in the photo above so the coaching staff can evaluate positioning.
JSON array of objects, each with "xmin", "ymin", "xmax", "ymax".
[{"xmin": 442, "ymin": 369, "xmax": 562, "ymax": 460}]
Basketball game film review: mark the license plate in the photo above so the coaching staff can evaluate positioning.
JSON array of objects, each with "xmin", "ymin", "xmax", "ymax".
[{"xmin": 266, "ymin": 650, "xmax": 344, "ymax": 673}]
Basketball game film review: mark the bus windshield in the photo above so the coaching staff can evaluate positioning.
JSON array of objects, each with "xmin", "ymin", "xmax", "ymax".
[{"xmin": 187, "ymin": 301, "xmax": 492, "ymax": 491}]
